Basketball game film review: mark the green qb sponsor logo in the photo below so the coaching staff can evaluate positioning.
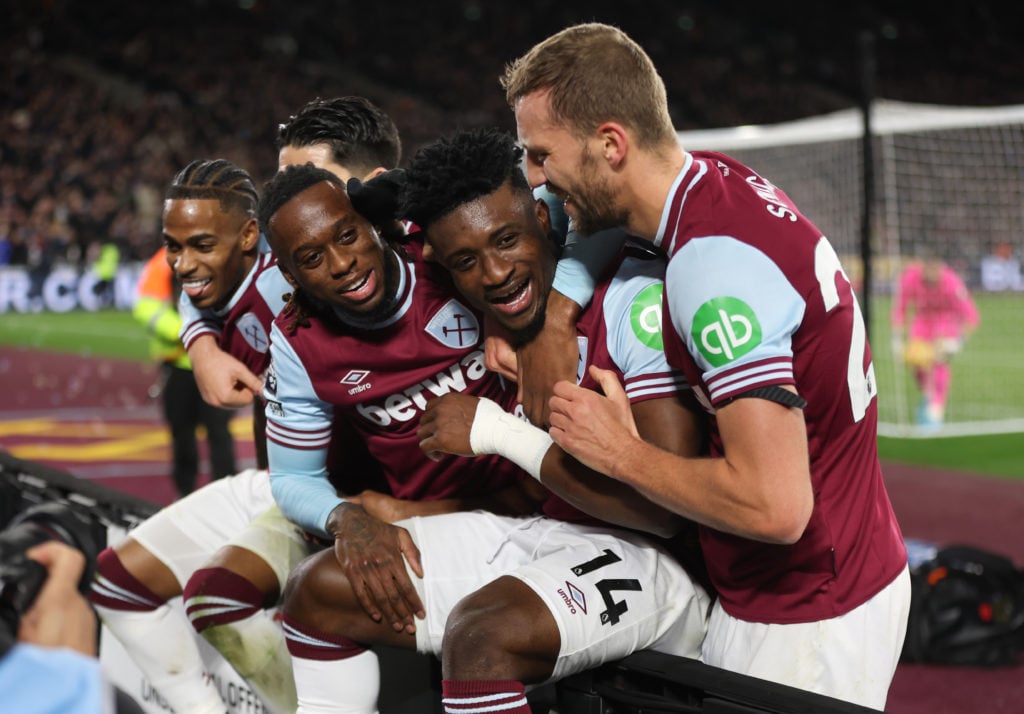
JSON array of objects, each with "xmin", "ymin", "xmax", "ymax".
[
  {"xmin": 630, "ymin": 284, "xmax": 664, "ymax": 350},
  {"xmin": 691, "ymin": 297, "xmax": 761, "ymax": 367}
]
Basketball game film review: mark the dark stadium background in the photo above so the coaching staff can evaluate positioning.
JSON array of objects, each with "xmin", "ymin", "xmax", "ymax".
[{"xmin": 3, "ymin": 2, "xmax": 1023, "ymax": 713}]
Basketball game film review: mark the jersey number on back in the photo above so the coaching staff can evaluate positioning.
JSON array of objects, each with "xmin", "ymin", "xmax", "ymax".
[{"xmin": 814, "ymin": 237, "xmax": 877, "ymax": 422}]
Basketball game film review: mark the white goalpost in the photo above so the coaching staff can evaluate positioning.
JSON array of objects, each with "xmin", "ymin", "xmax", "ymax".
[{"xmin": 676, "ymin": 101, "xmax": 1024, "ymax": 436}]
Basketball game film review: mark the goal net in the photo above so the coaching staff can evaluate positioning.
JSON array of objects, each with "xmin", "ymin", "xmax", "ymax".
[{"xmin": 676, "ymin": 101, "xmax": 1024, "ymax": 436}]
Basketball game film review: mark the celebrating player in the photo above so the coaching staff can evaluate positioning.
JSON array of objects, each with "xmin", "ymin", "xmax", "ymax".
[
  {"xmin": 502, "ymin": 22, "xmax": 909, "ymax": 709},
  {"xmin": 405, "ymin": 127, "xmax": 713, "ymax": 709},
  {"xmin": 91, "ymin": 97, "xmax": 410, "ymax": 714},
  {"xmin": 260, "ymin": 161, "xmax": 709, "ymax": 713}
]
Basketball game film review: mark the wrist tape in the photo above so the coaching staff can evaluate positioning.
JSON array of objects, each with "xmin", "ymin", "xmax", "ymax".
[{"xmin": 469, "ymin": 397, "xmax": 553, "ymax": 482}]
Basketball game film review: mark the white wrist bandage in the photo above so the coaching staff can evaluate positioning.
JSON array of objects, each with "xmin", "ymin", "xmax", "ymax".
[{"xmin": 469, "ymin": 397, "xmax": 553, "ymax": 482}]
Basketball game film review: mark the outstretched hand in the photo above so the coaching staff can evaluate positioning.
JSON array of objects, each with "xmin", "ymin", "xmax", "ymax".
[
  {"xmin": 189, "ymin": 336, "xmax": 263, "ymax": 408},
  {"xmin": 548, "ymin": 365, "xmax": 640, "ymax": 477},
  {"xmin": 328, "ymin": 503, "xmax": 424, "ymax": 634}
]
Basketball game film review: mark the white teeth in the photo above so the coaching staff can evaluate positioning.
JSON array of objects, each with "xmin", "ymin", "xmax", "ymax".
[
  {"xmin": 342, "ymin": 273, "xmax": 369, "ymax": 293},
  {"xmin": 182, "ymin": 278, "xmax": 211, "ymax": 288}
]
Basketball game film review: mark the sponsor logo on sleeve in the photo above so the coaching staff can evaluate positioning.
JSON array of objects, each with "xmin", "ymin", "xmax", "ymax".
[
  {"xmin": 629, "ymin": 283, "xmax": 664, "ymax": 351},
  {"xmin": 691, "ymin": 297, "xmax": 761, "ymax": 367}
]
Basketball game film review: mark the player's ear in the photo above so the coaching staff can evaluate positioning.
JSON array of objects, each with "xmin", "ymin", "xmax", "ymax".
[
  {"xmin": 534, "ymin": 197, "xmax": 552, "ymax": 235},
  {"xmin": 596, "ymin": 121, "xmax": 628, "ymax": 168},
  {"xmin": 240, "ymin": 217, "xmax": 260, "ymax": 251}
]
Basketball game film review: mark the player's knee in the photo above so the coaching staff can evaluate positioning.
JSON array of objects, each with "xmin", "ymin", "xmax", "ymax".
[
  {"xmin": 90, "ymin": 546, "xmax": 165, "ymax": 613},
  {"xmin": 281, "ymin": 549, "xmax": 361, "ymax": 630},
  {"xmin": 183, "ymin": 566, "xmax": 265, "ymax": 633},
  {"xmin": 443, "ymin": 577, "xmax": 555, "ymax": 680}
]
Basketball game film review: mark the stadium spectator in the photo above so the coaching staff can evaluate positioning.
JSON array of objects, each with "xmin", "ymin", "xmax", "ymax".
[
  {"xmin": 980, "ymin": 239, "xmax": 1023, "ymax": 291},
  {"xmin": 502, "ymin": 22, "xmax": 909, "ymax": 709},
  {"xmin": 892, "ymin": 255, "xmax": 980, "ymax": 426},
  {"xmin": 3, "ymin": 1, "xmax": 1023, "ymax": 299},
  {"xmin": 133, "ymin": 245, "xmax": 236, "ymax": 497}
]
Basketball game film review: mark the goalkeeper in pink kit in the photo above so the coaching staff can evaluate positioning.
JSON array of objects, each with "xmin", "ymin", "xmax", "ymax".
[{"xmin": 892, "ymin": 256, "xmax": 980, "ymax": 425}]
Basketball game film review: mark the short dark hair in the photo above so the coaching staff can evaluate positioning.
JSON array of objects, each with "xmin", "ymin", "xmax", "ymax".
[
  {"xmin": 277, "ymin": 96, "xmax": 402, "ymax": 175},
  {"xmin": 258, "ymin": 163, "xmax": 342, "ymax": 242},
  {"xmin": 167, "ymin": 159, "xmax": 258, "ymax": 218},
  {"xmin": 401, "ymin": 128, "xmax": 529, "ymax": 230}
]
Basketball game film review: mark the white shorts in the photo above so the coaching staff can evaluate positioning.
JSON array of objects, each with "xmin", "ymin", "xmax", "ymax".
[
  {"xmin": 127, "ymin": 468, "xmax": 308, "ymax": 589},
  {"xmin": 400, "ymin": 512, "xmax": 711, "ymax": 682},
  {"xmin": 702, "ymin": 565, "xmax": 911, "ymax": 710}
]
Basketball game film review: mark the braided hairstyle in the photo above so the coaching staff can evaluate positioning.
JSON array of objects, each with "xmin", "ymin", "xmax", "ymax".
[
  {"xmin": 167, "ymin": 158, "xmax": 258, "ymax": 220},
  {"xmin": 277, "ymin": 96, "xmax": 402, "ymax": 176}
]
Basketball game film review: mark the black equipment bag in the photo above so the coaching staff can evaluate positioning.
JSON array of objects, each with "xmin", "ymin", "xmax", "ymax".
[{"xmin": 901, "ymin": 544, "xmax": 1024, "ymax": 667}]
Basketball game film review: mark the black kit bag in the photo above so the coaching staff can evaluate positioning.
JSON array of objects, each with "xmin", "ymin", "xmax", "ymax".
[{"xmin": 901, "ymin": 544, "xmax": 1024, "ymax": 667}]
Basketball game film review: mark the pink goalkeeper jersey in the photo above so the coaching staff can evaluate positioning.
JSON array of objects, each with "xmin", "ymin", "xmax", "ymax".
[
  {"xmin": 655, "ymin": 151, "xmax": 907, "ymax": 623},
  {"xmin": 892, "ymin": 262, "xmax": 979, "ymax": 340}
]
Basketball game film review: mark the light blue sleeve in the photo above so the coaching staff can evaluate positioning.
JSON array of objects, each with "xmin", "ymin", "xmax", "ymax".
[
  {"xmin": 264, "ymin": 323, "xmax": 344, "ymax": 537},
  {"xmin": 177, "ymin": 289, "xmax": 212, "ymax": 342},
  {"xmin": 268, "ymin": 441, "xmax": 341, "ymax": 539},
  {"xmin": 552, "ymin": 227, "xmax": 628, "ymax": 309},
  {"xmin": 603, "ymin": 256, "xmax": 682, "ymax": 386}
]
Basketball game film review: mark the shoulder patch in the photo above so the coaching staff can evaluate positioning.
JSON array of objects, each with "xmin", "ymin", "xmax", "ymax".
[
  {"xmin": 237, "ymin": 312, "xmax": 270, "ymax": 353},
  {"xmin": 691, "ymin": 296, "xmax": 762, "ymax": 367},
  {"xmin": 425, "ymin": 299, "xmax": 480, "ymax": 349},
  {"xmin": 630, "ymin": 283, "xmax": 665, "ymax": 351}
]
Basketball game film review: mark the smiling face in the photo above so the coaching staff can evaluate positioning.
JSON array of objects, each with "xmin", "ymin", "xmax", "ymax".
[
  {"xmin": 514, "ymin": 89, "xmax": 628, "ymax": 236},
  {"xmin": 267, "ymin": 179, "xmax": 399, "ymax": 321},
  {"xmin": 162, "ymin": 198, "xmax": 258, "ymax": 310},
  {"xmin": 427, "ymin": 181, "xmax": 556, "ymax": 343}
]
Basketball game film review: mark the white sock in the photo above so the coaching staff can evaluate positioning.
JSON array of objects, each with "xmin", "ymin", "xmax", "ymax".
[
  {"xmin": 201, "ymin": 611, "xmax": 297, "ymax": 714},
  {"xmin": 292, "ymin": 649, "xmax": 380, "ymax": 714},
  {"xmin": 96, "ymin": 602, "xmax": 225, "ymax": 714}
]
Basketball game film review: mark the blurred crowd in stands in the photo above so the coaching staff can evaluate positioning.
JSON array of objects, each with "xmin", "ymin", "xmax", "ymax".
[{"xmin": 2, "ymin": 1, "xmax": 1020, "ymax": 272}]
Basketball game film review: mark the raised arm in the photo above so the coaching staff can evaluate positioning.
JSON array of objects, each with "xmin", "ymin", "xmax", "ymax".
[{"xmin": 513, "ymin": 227, "xmax": 627, "ymax": 425}]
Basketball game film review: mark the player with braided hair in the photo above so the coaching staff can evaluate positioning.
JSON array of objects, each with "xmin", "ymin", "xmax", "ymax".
[
  {"xmin": 91, "ymin": 97, "xmax": 408, "ymax": 712},
  {"xmin": 91, "ymin": 157, "xmax": 308, "ymax": 714},
  {"xmin": 187, "ymin": 96, "xmax": 405, "ymax": 410}
]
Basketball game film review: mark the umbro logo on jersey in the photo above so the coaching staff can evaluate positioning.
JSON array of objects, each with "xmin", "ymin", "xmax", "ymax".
[
  {"xmin": 341, "ymin": 369, "xmax": 372, "ymax": 395},
  {"xmin": 340, "ymin": 370, "xmax": 370, "ymax": 385},
  {"xmin": 557, "ymin": 581, "xmax": 587, "ymax": 616}
]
